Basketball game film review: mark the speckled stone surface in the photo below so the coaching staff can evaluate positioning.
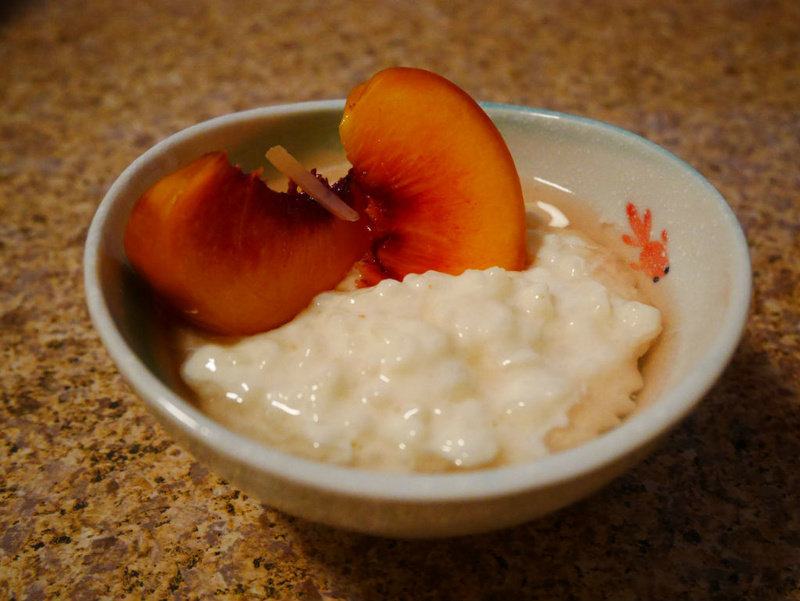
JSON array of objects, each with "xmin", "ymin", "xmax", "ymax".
[{"xmin": 1, "ymin": 0, "xmax": 798, "ymax": 598}]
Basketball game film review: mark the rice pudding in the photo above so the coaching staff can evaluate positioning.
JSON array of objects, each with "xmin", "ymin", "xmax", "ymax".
[{"xmin": 181, "ymin": 203, "xmax": 662, "ymax": 472}]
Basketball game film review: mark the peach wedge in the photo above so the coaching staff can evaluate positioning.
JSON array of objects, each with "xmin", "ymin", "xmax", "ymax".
[
  {"xmin": 124, "ymin": 152, "xmax": 368, "ymax": 334},
  {"xmin": 340, "ymin": 67, "xmax": 527, "ymax": 283}
]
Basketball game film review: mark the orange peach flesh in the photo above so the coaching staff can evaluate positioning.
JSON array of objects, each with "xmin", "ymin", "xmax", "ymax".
[
  {"xmin": 339, "ymin": 67, "xmax": 527, "ymax": 281},
  {"xmin": 124, "ymin": 152, "xmax": 369, "ymax": 334}
]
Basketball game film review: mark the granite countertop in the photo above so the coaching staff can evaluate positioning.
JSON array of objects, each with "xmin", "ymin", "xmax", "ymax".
[{"xmin": 2, "ymin": 1, "xmax": 798, "ymax": 599}]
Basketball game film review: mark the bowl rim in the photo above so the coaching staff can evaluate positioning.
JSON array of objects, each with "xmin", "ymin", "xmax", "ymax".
[{"xmin": 84, "ymin": 99, "xmax": 752, "ymax": 503}]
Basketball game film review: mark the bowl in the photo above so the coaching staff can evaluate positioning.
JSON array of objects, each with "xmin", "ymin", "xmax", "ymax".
[{"xmin": 84, "ymin": 100, "xmax": 751, "ymax": 538}]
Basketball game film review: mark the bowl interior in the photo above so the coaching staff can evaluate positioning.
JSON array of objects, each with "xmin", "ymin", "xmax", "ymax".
[
  {"xmin": 494, "ymin": 105, "xmax": 749, "ymax": 395},
  {"xmin": 85, "ymin": 101, "xmax": 750, "ymax": 505}
]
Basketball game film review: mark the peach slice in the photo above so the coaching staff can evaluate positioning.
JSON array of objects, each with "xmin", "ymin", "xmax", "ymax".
[
  {"xmin": 339, "ymin": 67, "xmax": 527, "ymax": 283},
  {"xmin": 124, "ymin": 152, "xmax": 368, "ymax": 334},
  {"xmin": 125, "ymin": 69, "xmax": 529, "ymax": 335}
]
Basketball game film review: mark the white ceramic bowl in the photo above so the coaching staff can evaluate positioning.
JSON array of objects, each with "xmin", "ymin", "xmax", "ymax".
[{"xmin": 84, "ymin": 101, "xmax": 750, "ymax": 538}]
